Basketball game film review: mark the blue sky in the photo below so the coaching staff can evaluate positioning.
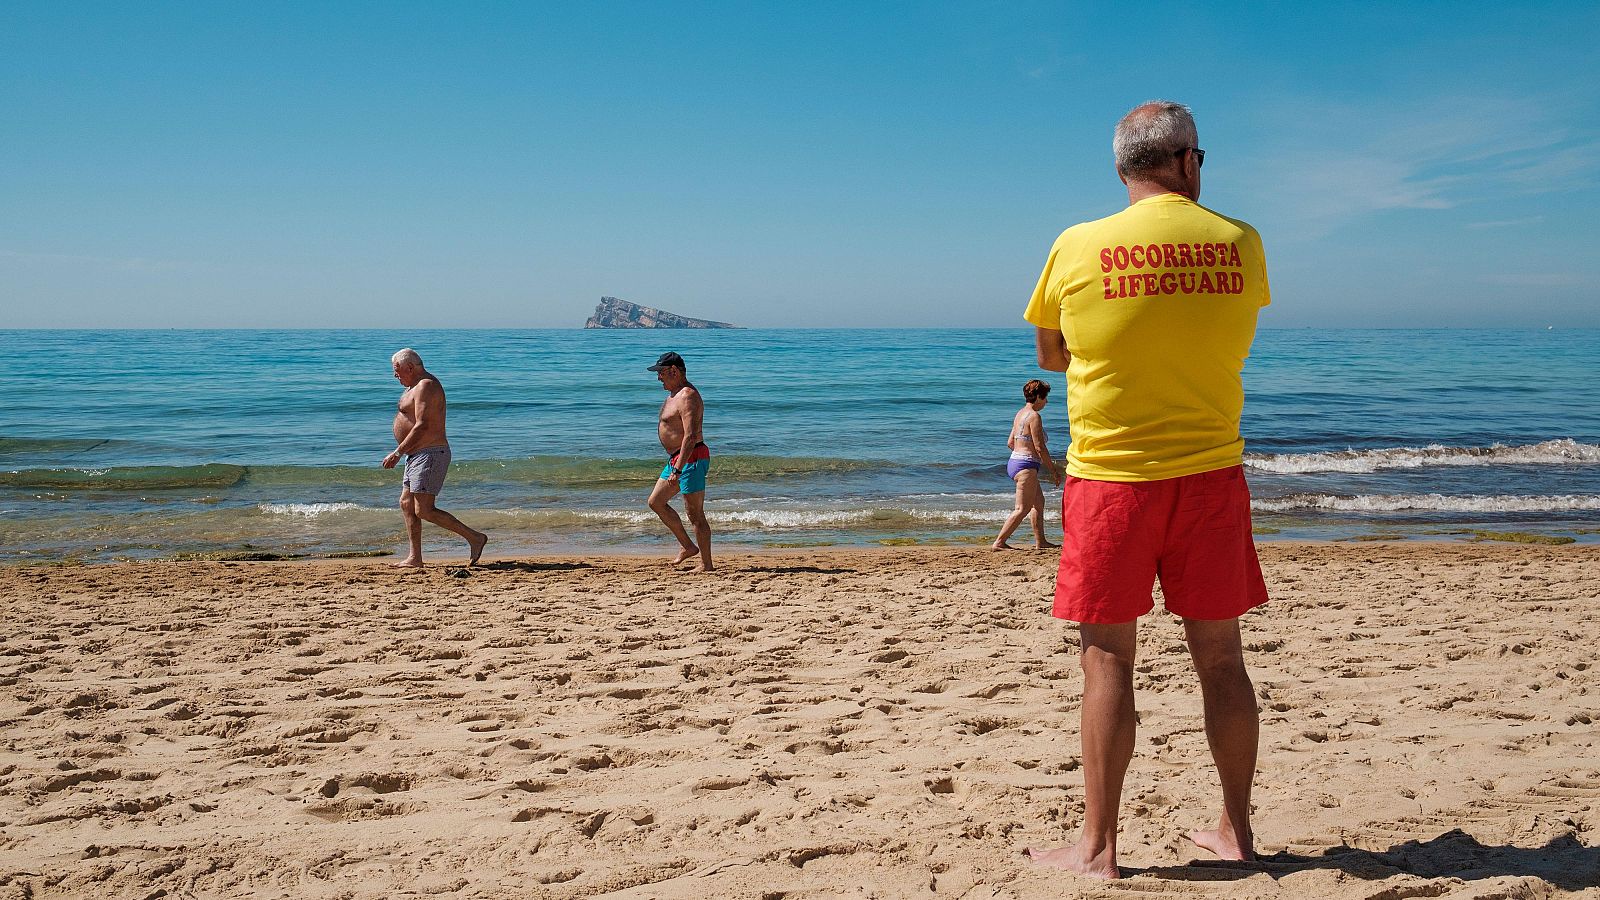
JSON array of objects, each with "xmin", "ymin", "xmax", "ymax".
[{"xmin": 3, "ymin": 2, "xmax": 1597, "ymax": 328}]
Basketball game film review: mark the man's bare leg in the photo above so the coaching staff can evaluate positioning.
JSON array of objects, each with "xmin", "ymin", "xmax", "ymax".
[
  {"xmin": 683, "ymin": 490, "xmax": 713, "ymax": 572},
  {"xmin": 993, "ymin": 472, "xmax": 1036, "ymax": 550},
  {"xmin": 1028, "ymin": 620, "xmax": 1138, "ymax": 879},
  {"xmin": 393, "ymin": 489, "xmax": 425, "ymax": 567},
  {"xmin": 411, "ymin": 493, "xmax": 489, "ymax": 565},
  {"xmin": 647, "ymin": 478, "xmax": 697, "ymax": 564},
  {"xmin": 1182, "ymin": 617, "xmax": 1258, "ymax": 861}
]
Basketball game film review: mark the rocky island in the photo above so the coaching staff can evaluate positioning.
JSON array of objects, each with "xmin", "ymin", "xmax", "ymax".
[{"xmin": 584, "ymin": 297, "xmax": 738, "ymax": 329}]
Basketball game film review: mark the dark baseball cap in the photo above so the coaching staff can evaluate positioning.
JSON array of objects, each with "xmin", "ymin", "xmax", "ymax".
[{"xmin": 647, "ymin": 351, "xmax": 685, "ymax": 372}]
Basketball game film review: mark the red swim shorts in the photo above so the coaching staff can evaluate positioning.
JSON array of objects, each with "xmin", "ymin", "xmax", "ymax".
[{"xmin": 1054, "ymin": 464, "xmax": 1268, "ymax": 624}]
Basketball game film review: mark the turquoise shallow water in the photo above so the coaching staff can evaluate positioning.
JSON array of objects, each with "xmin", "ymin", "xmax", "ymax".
[{"xmin": 1, "ymin": 328, "xmax": 1597, "ymax": 561}]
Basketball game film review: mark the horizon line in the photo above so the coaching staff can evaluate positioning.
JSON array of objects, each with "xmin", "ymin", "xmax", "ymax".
[{"xmin": 1, "ymin": 325, "xmax": 1594, "ymax": 333}]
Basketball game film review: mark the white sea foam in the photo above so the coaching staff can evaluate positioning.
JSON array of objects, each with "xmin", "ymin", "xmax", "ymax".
[
  {"xmin": 908, "ymin": 508, "xmax": 1011, "ymax": 523},
  {"xmin": 577, "ymin": 506, "xmax": 1010, "ymax": 529},
  {"xmin": 1245, "ymin": 439, "xmax": 1600, "ymax": 475},
  {"xmin": 706, "ymin": 492, "xmax": 1015, "ymax": 508},
  {"xmin": 575, "ymin": 510, "xmax": 660, "ymax": 526},
  {"xmin": 1254, "ymin": 493, "xmax": 1600, "ymax": 513},
  {"xmin": 258, "ymin": 502, "xmax": 367, "ymax": 518},
  {"xmin": 720, "ymin": 508, "xmax": 1009, "ymax": 527}
]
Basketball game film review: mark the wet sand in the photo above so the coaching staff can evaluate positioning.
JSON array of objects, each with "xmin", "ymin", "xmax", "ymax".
[{"xmin": 1, "ymin": 544, "xmax": 1597, "ymax": 898}]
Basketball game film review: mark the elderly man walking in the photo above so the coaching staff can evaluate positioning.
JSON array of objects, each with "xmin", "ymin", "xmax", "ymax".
[
  {"xmin": 1023, "ymin": 101, "xmax": 1271, "ymax": 878},
  {"xmin": 381, "ymin": 348, "xmax": 488, "ymax": 567}
]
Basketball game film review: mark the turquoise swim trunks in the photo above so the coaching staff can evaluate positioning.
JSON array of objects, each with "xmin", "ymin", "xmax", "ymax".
[{"xmin": 661, "ymin": 443, "xmax": 711, "ymax": 495}]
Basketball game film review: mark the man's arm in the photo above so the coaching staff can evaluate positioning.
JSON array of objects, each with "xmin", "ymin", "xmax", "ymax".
[
  {"xmin": 668, "ymin": 389, "xmax": 703, "ymax": 479},
  {"xmin": 1035, "ymin": 327, "xmax": 1071, "ymax": 372}
]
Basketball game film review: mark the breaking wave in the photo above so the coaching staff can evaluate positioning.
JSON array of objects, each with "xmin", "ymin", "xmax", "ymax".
[
  {"xmin": 1254, "ymin": 493, "xmax": 1600, "ymax": 513},
  {"xmin": 258, "ymin": 502, "xmax": 367, "ymax": 518},
  {"xmin": 239, "ymin": 503, "xmax": 1015, "ymax": 530},
  {"xmin": 1245, "ymin": 439, "xmax": 1600, "ymax": 474}
]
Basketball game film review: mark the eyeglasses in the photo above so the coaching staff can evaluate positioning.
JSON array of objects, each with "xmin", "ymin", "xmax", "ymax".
[{"xmin": 1176, "ymin": 147, "xmax": 1205, "ymax": 168}]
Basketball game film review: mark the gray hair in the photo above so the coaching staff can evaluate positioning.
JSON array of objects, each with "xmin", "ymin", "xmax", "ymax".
[
  {"xmin": 1113, "ymin": 100, "xmax": 1197, "ymax": 177},
  {"xmin": 391, "ymin": 348, "xmax": 423, "ymax": 369}
]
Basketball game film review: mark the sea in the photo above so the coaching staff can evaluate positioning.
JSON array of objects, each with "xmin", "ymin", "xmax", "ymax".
[{"xmin": 2, "ymin": 328, "xmax": 1597, "ymax": 563}]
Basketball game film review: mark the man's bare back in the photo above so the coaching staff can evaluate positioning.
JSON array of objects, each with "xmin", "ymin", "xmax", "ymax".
[{"xmin": 393, "ymin": 377, "xmax": 448, "ymax": 449}]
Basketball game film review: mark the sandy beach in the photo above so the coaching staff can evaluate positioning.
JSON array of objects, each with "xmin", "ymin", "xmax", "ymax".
[{"xmin": 2, "ymin": 543, "xmax": 1597, "ymax": 898}]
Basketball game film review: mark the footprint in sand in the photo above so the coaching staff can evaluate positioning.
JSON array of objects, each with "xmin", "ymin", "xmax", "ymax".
[
  {"xmin": 926, "ymin": 776, "xmax": 971, "ymax": 804},
  {"xmin": 316, "ymin": 772, "xmax": 414, "ymax": 798},
  {"xmin": 689, "ymin": 775, "xmax": 749, "ymax": 795}
]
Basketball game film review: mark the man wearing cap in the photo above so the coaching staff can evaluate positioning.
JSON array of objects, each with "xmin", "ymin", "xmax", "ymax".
[
  {"xmin": 646, "ymin": 352, "xmax": 712, "ymax": 572},
  {"xmin": 1023, "ymin": 101, "xmax": 1271, "ymax": 878}
]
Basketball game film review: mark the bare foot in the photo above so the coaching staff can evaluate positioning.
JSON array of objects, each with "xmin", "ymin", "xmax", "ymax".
[
  {"xmin": 1026, "ymin": 842, "xmax": 1119, "ymax": 879},
  {"xmin": 992, "ymin": 541, "xmax": 1014, "ymax": 551},
  {"xmin": 467, "ymin": 532, "xmax": 488, "ymax": 565},
  {"xmin": 1036, "ymin": 540, "xmax": 1059, "ymax": 549},
  {"xmin": 695, "ymin": 564, "xmax": 715, "ymax": 573},
  {"xmin": 390, "ymin": 557, "xmax": 424, "ymax": 568},
  {"xmin": 671, "ymin": 544, "xmax": 699, "ymax": 565},
  {"xmin": 1185, "ymin": 827, "xmax": 1255, "ymax": 862}
]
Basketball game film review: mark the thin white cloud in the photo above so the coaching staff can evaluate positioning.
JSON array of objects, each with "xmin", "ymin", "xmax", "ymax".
[
  {"xmin": 1466, "ymin": 216, "xmax": 1545, "ymax": 229},
  {"xmin": 1237, "ymin": 93, "xmax": 1592, "ymax": 239}
]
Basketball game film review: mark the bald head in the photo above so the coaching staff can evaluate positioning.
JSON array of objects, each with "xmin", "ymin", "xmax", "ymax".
[
  {"xmin": 1114, "ymin": 101, "xmax": 1198, "ymax": 177},
  {"xmin": 1112, "ymin": 100, "xmax": 1202, "ymax": 201}
]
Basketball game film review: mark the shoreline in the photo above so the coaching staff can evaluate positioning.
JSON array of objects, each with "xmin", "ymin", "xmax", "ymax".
[
  {"xmin": 5, "ymin": 536, "xmax": 1599, "ymax": 569},
  {"xmin": 8, "ymin": 521, "xmax": 1600, "ymax": 570}
]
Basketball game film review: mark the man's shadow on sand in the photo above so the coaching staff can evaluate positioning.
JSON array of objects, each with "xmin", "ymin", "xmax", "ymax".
[
  {"xmin": 1127, "ymin": 831, "xmax": 1598, "ymax": 890},
  {"xmin": 470, "ymin": 561, "xmax": 595, "ymax": 573},
  {"xmin": 740, "ymin": 565, "xmax": 857, "ymax": 575}
]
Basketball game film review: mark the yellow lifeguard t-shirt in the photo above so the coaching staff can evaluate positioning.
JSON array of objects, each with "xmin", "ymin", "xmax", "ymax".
[{"xmin": 1023, "ymin": 193, "xmax": 1270, "ymax": 482}]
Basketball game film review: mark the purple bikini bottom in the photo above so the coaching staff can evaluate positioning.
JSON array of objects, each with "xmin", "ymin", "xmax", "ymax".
[{"xmin": 1007, "ymin": 456, "xmax": 1040, "ymax": 479}]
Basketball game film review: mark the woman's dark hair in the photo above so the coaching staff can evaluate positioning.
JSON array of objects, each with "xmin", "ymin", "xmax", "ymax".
[{"xmin": 1023, "ymin": 379, "xmax": 1051, "ymax": 403}]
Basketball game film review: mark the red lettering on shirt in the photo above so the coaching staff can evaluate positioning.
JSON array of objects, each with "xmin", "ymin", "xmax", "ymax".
[{"xmin": 1095, "ymin": 240, "xmax": 1253, "ymax": 300}]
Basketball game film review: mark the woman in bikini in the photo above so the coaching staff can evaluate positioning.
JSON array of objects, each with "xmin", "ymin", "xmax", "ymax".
[{"xmin": 993, "ymin": 378, "xmax": 1063, "ymax": 550}]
